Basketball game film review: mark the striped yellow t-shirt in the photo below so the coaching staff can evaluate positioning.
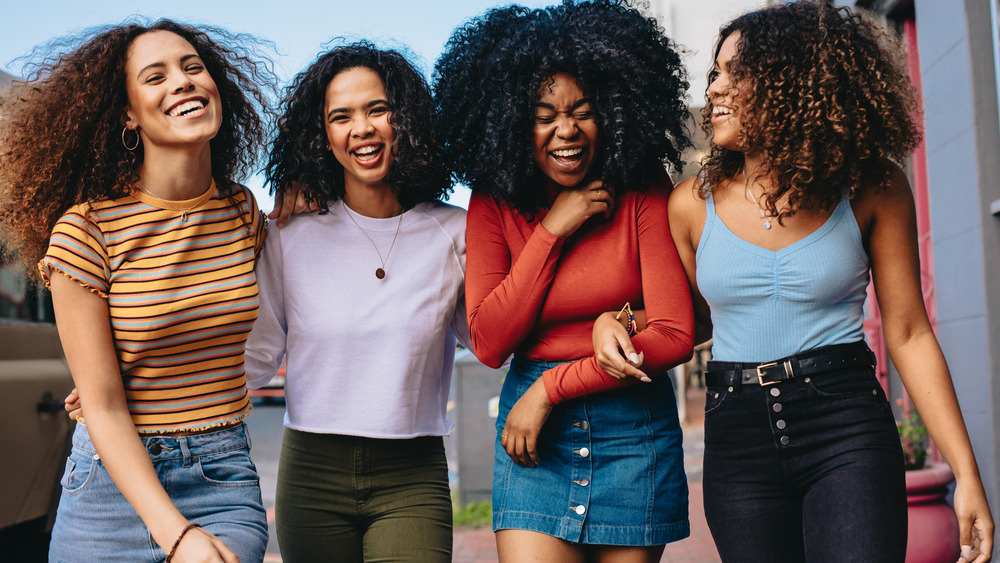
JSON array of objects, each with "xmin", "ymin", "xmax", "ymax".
[{"xmin": 39, "ymin": 181, "xmax": 267, "ymax": 434}]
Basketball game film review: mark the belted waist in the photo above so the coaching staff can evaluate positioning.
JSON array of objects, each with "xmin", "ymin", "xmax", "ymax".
[{"xmin": 705, "ymin": 341, "xmax": 875, "ymax": 388}]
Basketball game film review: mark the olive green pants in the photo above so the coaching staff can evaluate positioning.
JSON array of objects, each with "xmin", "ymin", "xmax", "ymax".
[{"xmin": 275, "ymin": 429, "xmax": 452, "ymax": 563}]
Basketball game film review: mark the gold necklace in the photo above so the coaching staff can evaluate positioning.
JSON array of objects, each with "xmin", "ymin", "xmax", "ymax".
[
  {"xmin": 342, "ymin": 200, "xmax": 403, "ymax": 280},
  {"xmin": 135, "ymin": 182, "xmax": 212, "ymax": 222},
  {"xmin": 743, "ymin": 169, "xmax": 788, "ymax": 230}
]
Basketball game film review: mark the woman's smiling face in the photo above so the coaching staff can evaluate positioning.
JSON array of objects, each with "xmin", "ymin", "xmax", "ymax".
[
  {"xmin": 324, "ymin": 66, "xmax": 395, "ymax": 191},
  {"xmin": 123, "ymin": 30, "xmax": 222, "ymax": 151},
  {"xmin": 532, "ymin": 72, "xmax": 600, "ymax": 188}
]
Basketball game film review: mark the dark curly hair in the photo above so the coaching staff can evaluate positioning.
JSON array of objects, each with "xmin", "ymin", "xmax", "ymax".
[
  {"xmin": 699, "ymin": 0, "xmax": 921, "ymax": 216},
  {"xmin": 265, "ymin": 41, "xmax": 450, "ymax": 211},
  {"xmin": 433, "ymin": 0, "xmax": 691, "ymax": 214},
  {"xmin": 0, "ymin": 19, "xmax": 276, "ymax": 277}
]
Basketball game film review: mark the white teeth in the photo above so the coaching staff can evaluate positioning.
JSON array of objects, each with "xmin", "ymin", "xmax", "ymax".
[
  {"xmin": 551, "ymin": 148, "xmax": 584, "ymax": 158},
  {"xmin": 353, "ymin": 145, "xmax": 380, "ymax": 155},
  {"xmin": 712, "ymin": 106, "xmax": 733, "ymax": 116},
  {"xmin": 168, "ymin": 100, "xmax": 205, "ymax": 117}
]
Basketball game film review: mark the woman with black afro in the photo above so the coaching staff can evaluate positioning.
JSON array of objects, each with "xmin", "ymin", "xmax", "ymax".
[
  {"xmin": 244, "ymin": 42, "xmax": 467, "ymax": 562},
  {"xmin": 434, "ymin": 1, "xmax": 694, "ymax": 559},
  {"xmin": 609, "ymin": 1, "xmax": 994, "ymax": 560}
]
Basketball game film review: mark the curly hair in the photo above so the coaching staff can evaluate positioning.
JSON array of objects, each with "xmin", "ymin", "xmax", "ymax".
[
  {"xmin": 699, "ymin": 0, "xmax": 921, "ymax": 216},
  {"xmin": 265, "ymin": 41, "xmax": 451, "ymax": 211},
  {"xmin": 433, "ymin": 0, "xmax": 691, "ymax": 214},
  {"xmin": 0, "ymin": 19, "xmax": 276, "ymax": 277}
]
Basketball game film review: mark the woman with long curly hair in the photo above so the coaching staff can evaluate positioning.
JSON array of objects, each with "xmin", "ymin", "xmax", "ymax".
[
  {"xmin": 603, "ymin": 1, "xmax": 994, "ymax": 560},
  {"xmin": 244, "ymin": 42, "xmax": 466, "ymax": 562},
  {"xmin": 0, "ymin": 20, "xmax": 273, "ymax": 562},
  {"xmin": 434, "ymin": 1, "xmax": 694, "ymax": 560}
]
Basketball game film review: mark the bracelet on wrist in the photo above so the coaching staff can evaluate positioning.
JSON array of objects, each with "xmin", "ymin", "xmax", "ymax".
[
  {"xmin": 615, "ymin": 301, "xmax": 637, "ymax": 336},
  {"xmin": 165, "ymin": 523, "xmax": 201, "ymax": 562}
]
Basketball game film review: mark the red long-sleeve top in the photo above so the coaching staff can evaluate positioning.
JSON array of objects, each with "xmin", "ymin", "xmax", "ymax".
[{"xmin": 465, "ymin": 179, "xmax": 694, "ymax": 405}]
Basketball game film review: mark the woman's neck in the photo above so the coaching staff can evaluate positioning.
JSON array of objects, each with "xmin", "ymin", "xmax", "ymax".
[
  {"xmin": 138, "ymin": 143, "xmax": 214, "ymax": 200},
  {"xmin": 343, "ymin": 178, "xmax": 402, "ymax": 218}
]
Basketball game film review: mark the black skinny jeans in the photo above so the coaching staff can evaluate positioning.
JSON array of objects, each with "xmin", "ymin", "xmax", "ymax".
[{"xmin": 702, "ymin": 351, "xmax": 907, "ymax": 562}]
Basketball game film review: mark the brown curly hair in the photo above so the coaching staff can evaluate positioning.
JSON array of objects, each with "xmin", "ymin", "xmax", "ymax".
[
  {"xmin": 0, "ymin": 19, "xmax": 275, "ymax": 278},
  {"xmin": 699, "ymin": 0, "xmax": 921, "ymax": 216}
]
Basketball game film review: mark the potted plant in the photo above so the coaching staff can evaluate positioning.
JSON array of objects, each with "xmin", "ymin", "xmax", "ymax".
[{"xmin": 898, "ymin": 399, "xmax": 960, "ymax": 563}]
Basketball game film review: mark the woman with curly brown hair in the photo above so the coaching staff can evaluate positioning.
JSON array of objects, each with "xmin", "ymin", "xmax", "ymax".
[
  {"xmin": 604, "ymin": 1, "xmax": 994, "ymax": 560},
  {"xmin": 244, "ymin": 42, "xmax": 467, "ymax": 562},
  {"xmin": 0, "ymin": 20, "xmax": 272, "ymax": 562},
  {"xmin": 435, "ymin": 1, "xmax": 694, "ymax": 560}
]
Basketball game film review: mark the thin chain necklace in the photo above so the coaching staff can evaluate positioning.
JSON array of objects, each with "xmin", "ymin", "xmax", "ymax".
[
  {"xmin": 135, "ymin": 182, "xmax": 210, "ymax": 222},
  {"xmin": 743, "ymin": 169, "xmax": 788, "ymax": 230},
  {"xmin": 342, "ymin": 200, "xmax": 403, "ymax": 280}
]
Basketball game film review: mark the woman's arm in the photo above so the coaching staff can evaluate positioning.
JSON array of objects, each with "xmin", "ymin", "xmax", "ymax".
[
  {"xmin": 464, "ymin": 192, "xmax": 567, "ymax": 367},
  {"xmin": 539, "ymin": 181, "xmax": 695, "ymax": 404},
  {"xmin": 865, "ymin": 167, "xmax": 993, "ymax": 561},
  {"xmin": 244, "ymin": 225, "xmax": 288, "ymax": 388},
  {"xmin": 50, "ymin": 274, "xmax": 237, "ymax": 563}
]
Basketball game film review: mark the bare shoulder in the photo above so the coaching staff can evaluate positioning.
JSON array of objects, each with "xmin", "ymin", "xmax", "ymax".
[
  {"xmin": 669, "ymin": 176, "xmax": 706, "ymax": 221},
  {"xmin": 853, "ymin": 162, "xmax": 914, "ymax": 229}
]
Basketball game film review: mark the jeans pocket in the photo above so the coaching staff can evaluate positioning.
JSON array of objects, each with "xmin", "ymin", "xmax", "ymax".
[
  {"xmin": 195, "ymin": 448, "xmax": 260, "ymax": 488},
  {"xmin": 704, "ymin": 387, "xmax": 732, "ymax": 417},
  {"xmin": 805, "ymin": 366, "xmax": 880, "ymax": 399},
  {"xmin": 61, "ymin": 453, "xmax": 97, "ymax": 495}
]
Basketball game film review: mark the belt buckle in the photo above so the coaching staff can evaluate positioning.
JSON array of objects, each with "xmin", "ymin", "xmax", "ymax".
[{"xmin": 756, "ymin": 360, "xmax": 791, "ymax": 386}]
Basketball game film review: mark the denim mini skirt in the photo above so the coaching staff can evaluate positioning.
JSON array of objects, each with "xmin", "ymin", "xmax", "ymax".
[{"xmin": 492, "ymin": 356, "xmax": 689, "ymax": 546}]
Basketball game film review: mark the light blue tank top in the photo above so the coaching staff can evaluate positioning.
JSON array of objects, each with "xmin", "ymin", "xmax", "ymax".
[{"xmin": 696, "ymin": 194, "xmax": 869, "ymax": 362}]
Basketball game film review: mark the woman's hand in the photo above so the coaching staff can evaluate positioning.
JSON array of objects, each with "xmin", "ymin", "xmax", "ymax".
[
  {"xmin": 954, "ymin": 477, "xmax": 994, "ymax": 563},
  {"xmin": 170, "ymin": 525, "xmax": 240, "ymax": 563},
  {"xmin": 267, "ymin": 181, "xmax": 319, "ymax": 228},
  {"xmin": 500, "ymin": 378, "xmax": 553, "ymax": 468},
  {"xmin": 592, "ymin": 311, "xmax": 649, "ymax": 382},
  {"xmin": 64, "ymin": 387, "xmax": 82, "ymax": 422},
  {"xmin": 540, "ymin": 179, "xmax": 614, "ymax": 238}
]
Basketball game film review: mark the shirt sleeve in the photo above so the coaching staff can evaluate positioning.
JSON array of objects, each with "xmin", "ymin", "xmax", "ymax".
[
  {"xmin": 239, "ymin": 185, "xmax": 268, "ymax": 261},
  {"xmin": 465, "ymin": 192, "xmax": 566, "ymax": 368},
  {"xmin": 541, "ymin": 181, "xmax": 695, "ymax": 404},
  {"xmin": 244, "ymin": 223, "xmax": 287, "ymax": 390},
  {"xmin": 38, "ymin": 207, "xmax": 112, "ymax": 298}
]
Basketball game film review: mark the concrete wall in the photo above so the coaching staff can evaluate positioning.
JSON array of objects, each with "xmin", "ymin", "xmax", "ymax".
[{"xmin": 914, "ymin": 0, "xmax": 1000, "ymax": 515}]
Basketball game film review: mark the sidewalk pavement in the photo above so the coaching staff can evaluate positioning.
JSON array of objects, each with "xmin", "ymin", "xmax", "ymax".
[{"xmin": 454, "ymin": 386, "xmax": 721, "ymax": 563}]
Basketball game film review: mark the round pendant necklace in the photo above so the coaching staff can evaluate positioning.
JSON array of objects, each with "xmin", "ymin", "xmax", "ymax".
[
  {"xmin": 743, "ymin": 169, "xmax": 788, "ymax": 230},
  {"xmin": 342, "ymin": 200, "xmax": 403, "ymax": 280}
]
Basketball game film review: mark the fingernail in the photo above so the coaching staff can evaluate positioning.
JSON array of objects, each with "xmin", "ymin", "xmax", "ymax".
[
  {"xmin": 629, "ymin": 353, "xmax": 639, "ymax": 364},
  {"xmin": 641, "ymin": 376, "xmax": 652, "ymax": 383}
]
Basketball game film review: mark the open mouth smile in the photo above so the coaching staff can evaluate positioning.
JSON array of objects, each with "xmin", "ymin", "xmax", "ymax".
[
  {"xmin": 351, "ymin": 143, "xmax": 384, "ymax": 167},
  {"xmin": 167, "ymin": 98, "xmax": 208, "ymax": 117}
]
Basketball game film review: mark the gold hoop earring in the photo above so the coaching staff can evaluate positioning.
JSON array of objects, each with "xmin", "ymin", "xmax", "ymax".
[{"xmin": 122, "ymin": 127, "xmax": 140, "ymax": 151}]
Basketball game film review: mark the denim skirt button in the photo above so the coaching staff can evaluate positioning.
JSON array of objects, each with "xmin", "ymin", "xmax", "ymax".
[
  {"xmin": 770, "ymin": 388, "xmax": 780, "ymax": 397},
  {"xmin": 776, "ymin": 419, "xmax": 786, "ymax": 430},
  {"xmin": 780, "ymin": 436, "xmax": 790, "ymax": 445},
  {"xmin": 579, "ymin": 421, "xmax": 590, "ymax": 430},
  {"xmin": 577, "ymin": 478, "xmax": 590, "ymax": 487},
  {"xmin": 575, "ymin": 505, "xmax": 586, "ymax": 515},
  {"xmin": 148, "ymin": 443, "xmax": 162, "ymax": 455},
  {"xmin": 578, "ymin": 447, "xmax": 591, "ymax": 458},
  {"xmin": 772, "ymin": 403, "xmax": 783, "ymax": 413}
]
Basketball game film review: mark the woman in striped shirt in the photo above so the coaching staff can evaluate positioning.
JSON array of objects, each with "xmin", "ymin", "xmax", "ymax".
[{"xmin": 0, "ymin": 20, "xmax": 273, "ymax": 563}]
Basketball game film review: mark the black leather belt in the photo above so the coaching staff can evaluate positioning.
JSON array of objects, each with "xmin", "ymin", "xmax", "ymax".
[{"xmin": 705, "ymin": 341, "xmax": 875, "ymax": 388}]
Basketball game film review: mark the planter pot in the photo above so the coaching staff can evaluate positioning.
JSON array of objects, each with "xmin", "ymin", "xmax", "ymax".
[{"xmin": 905, "ymin": 462, "xmax": 960, "ymax": 563}]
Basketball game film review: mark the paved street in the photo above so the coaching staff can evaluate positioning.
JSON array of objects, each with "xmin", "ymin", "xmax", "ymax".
[{"xmin": 244, "ymin": 386, "xmax": 720, "ymax": 562}]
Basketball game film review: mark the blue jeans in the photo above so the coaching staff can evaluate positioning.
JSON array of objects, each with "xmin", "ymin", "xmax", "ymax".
[
  {"xmin": 702, "ymin": 346, "xmax": 906, "ymax": 562},
  {"xmin": 49, "ymin": 422, "xmax": 268, "ymax": 563}
]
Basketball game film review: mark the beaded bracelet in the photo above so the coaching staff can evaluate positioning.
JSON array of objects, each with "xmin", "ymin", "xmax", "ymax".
[
  {"xmin": 615, "ymin": 301, "xmax": 637, "ymax": 336},
  {"xmin": 164, "ymin": 523, "xmax": 201, "ymax": 563}
]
